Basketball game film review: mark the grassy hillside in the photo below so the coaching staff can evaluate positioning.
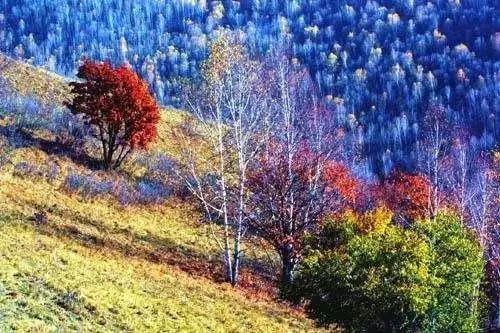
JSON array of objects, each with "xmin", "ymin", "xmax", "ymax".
[
  {"xmin": 0, "ymin": 55, "xmax": 326, "ymax": 332},
  {"xmin": 0, "ymin": 54, "xmax": 71, "ymax": 106}
]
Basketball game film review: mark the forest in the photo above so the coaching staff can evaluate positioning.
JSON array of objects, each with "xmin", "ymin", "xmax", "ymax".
[
  {"xmin": 0, "ymin": 0, "xmax": 498, "ymax": 332},
  {"xmin": 1, "ymin": 0, "xmax": 498, "ymax": 174}
]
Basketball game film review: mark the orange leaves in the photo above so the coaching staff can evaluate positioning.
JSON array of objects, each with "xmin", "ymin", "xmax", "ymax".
[
  {"xmin": 203, "ymin": 38, "xmax": 245, "ymax": 83},
  {"xmin": 66, "ymin": 59, "xmax": 160, "ymax": 168},
  {"xmin": 202, "ymin": 37, "xmax": 259, "ymax": 87},
  {"xmin": 378, "ymin": 171, "xmax": 431, "ymax": 221},
  {"xmin": 323, "ymin": 161, "xmax": 360, "ymax": 206}
]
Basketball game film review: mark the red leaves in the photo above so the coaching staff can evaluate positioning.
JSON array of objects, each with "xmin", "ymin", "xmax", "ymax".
[
  {"xmin": 66, "ymin": 59, "xmax": 160, "ymax": 168},
  {"xmin": 247, "ymin": 144, "xmax": 318, "ymax": 242},
  {"xmin": 246, "ymin": 141, "xmax": 358, "ymax": 282},
  {"xmin": 377, "ymin": 171, "xmax": 431, "ymax": 221},
  {"xmin": 323, "ymin": 160, "xmax": 360, "ymax": 207}
]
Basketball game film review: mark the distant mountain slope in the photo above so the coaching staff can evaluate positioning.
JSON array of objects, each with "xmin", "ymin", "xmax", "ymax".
[{"xmin": 1, "ymin": 0, "xmax": 498, "ymax": 174}]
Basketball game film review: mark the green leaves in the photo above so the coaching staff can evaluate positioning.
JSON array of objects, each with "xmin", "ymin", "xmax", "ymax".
[
  {"xmin": 415, "ymin": 214, "xmax": 485, "ymax": 332},
  {"xmin": 290, "ymin": 213, "xmax": 485, "ymax": 332}
]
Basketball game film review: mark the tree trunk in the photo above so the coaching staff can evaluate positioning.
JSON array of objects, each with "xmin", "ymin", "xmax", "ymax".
[
  {"xmin": 221, "ymin": 176, "xmax": 233, "ymax": 285},
  {"xmin": 231, "ymin": 249, "xmax": 240, "ymax": 287},
  {"xmin": 281, "ymin": 245, "xmax": 295, "ymax": 286},
  {"xmin": 494, "ymin": 294, "xmax": 500, "ymax": 331},
  {"xmin": 231, "ymin": 162, "xmax": 246, "ymax": 287},
  {"xmin": 217, "ymin": 124, "xmax": 233, "ymax": 285},
  {"xmin": 223, "ymin": 248, "xmax": 232, "ymax": 284}
]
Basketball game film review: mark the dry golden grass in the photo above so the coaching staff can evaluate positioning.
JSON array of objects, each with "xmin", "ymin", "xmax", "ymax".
[
  {"xmin": 0, "ymin": 55, "xmax": 327, "ymax": 332},
  {"xmin": 0, "ymin": 147, "xmax": 325, "ymax": 332},
  {"xmin": 0, "ymin": 54, "xmax": 71, "ymax": 105}
]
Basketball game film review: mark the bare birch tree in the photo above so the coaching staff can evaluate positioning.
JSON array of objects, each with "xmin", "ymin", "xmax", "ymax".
[
  {"xmin": 467, "ymin": 154, "xmax": 499, "ymax": 330},
  {"xmin": 417, "ymin": 104, "xmax": 451, "ymax": 218},
  {"xmin": 441, "ymin": 131, "xmax": 476, "ymax": 225},
  {"xmin": 441, "ymin": 135, "xmax": 499, "ymax": 330},
  {"xmin": 176, "ymin": 37, "xmax": 269, "ymax": 286}
]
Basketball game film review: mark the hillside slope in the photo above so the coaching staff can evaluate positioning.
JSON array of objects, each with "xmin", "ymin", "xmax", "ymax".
[{"xmin": 0, "ymin": 55, "xmax": 326, "ymax": 332}]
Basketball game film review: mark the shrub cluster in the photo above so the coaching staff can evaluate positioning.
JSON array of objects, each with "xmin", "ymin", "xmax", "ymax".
[
  {"xmin": 0, "ymin": 137, "xmax": 11, "ymax": 170},
  {"xmin": 118, "ymin": 179, "xmax": 171, "ymax": 206},
  {"xmin": 135, "ymin": 153, "xmax": 185, "ymax": 196},
  {"xmin": 63, "ymin": 172, "xmax": 114, "ymax": 199},
  {"xmin": 0, "ymin": 91, "xmax": 89, "ymax": 145},
  {"xmin": 290, "ymin": 213, "xmax": 485, "ymax": 332},
  {"xmin": 13, "ymin": 161, "xmax": 59, "ymax": 182},
  {"xmin": 63, "ymin": 171, "xmax": 171, "ymax": 206}
]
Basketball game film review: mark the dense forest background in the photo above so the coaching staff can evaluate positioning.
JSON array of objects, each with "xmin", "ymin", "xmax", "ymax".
[
  {"xmin": 0, "ymin": 1, "xmax": 498, "ymax": 330},
  {"xmin": 0, "ymin": 0, "xmax": 498, "ymax": 175}
]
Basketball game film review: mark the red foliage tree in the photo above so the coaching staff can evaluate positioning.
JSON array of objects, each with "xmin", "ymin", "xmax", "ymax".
[
  {"xmin": 246, "ymin": 143, "xmax": 351, "ymax": 286},
  {"xmin": 66, "ymin": 59, "xmax": 160, "ymax": 169},
  {"xmin": 323, "ymin": 160, "xmax": 360, "ymax": 208},
  {"xmin": 378, "ymin": 171, "xmax": 431, "ymax": 222}
]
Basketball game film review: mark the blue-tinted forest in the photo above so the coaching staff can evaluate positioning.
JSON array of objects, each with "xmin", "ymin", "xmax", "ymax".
[{"xmin": 0, "ymin": 0, "xmax": 498, "ymax": 175}]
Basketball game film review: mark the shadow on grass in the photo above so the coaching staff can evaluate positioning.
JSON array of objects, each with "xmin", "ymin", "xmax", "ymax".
[
  {"xmin": 0, "ymin": 125, "xmax": 102, "ymax": 170},
  {"xmin": 20, "ymin": 199, "xmax": 278, "ymax": 299},
  {"xmin": 0, "ymin": 126, "xmax": 283, "ymax": 299}
]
